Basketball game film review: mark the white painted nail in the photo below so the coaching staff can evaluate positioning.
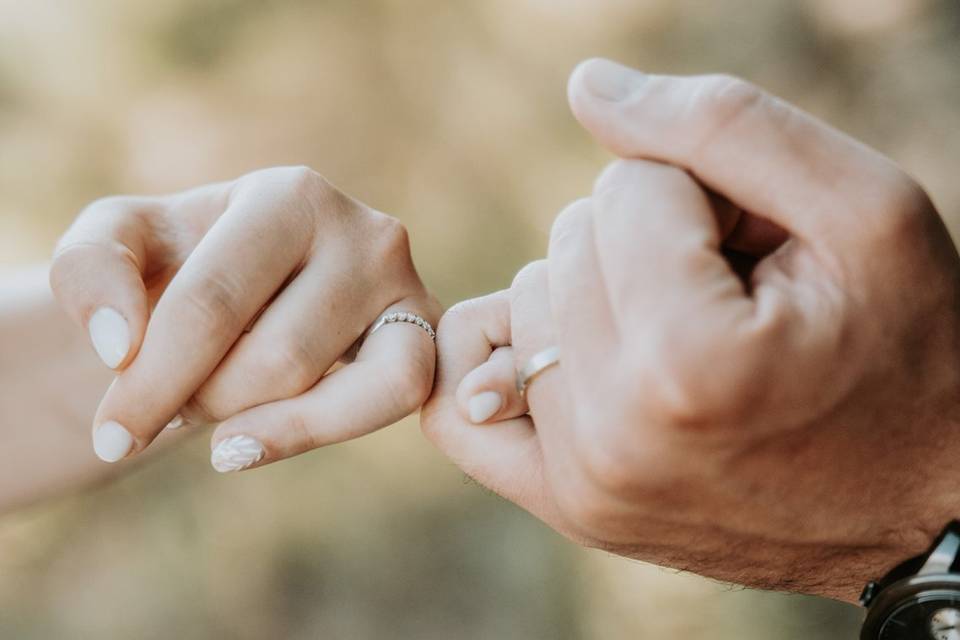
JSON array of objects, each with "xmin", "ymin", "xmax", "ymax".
[
  {"xmin": 93, "ymin": 421, "xmax": 134, "ymax": 463},
  {"xmin": 165, "ymin": 414, "xmax": 185, "ymax": 430},
  {"xmin": 88, "ymin": 307, "xmax": 131, "ymax": 369},
  {"xmin": 211, "ymin": 435, "xmax": 265, "ymax": 473},
  {"xmin": 468, "ymin": 391, "xmax": 503, "ymax": 424}
]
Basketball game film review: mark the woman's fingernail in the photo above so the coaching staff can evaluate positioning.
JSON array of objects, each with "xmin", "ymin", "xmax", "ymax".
[
  {"xmin": 468, "ymin": 391, "xmax": 503, "ymax": 424},
  {"xmin": 165, "ymin": 414, "xmax": 185, "ymax": 430},
  {"xmin": 93, "ymin": 421, "xmax": 134, "ymax": 463},
  {"xmin": 88, "ymin": 307, "xmax": 131, "ymax": 369},
  {"xmin": 211, "ymin": 435, "xmax": 265, "ymax": 473},
  {"xmin": 580, "ymin": 58, "xmax": 646, "ymax": 102}
]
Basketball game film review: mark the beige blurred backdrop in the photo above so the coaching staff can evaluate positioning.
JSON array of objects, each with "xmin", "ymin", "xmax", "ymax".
[{"xmin": 1, "ymin": 0, "xmax": 958, "ymax": 638}]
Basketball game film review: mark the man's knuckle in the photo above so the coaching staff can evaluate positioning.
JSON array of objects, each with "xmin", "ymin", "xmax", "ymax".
[
  {"xmin": 550, "ymin": 198, "xmax": 592, "ymax": 246},
  {"xmin": 418, "ymin": 402, "xmax": 443, "ymax": 443},
  {"xmin": 693, "ymin": 74, "xmax": 764, "ymax": 135},
  {"xmin": 637, "ymin": 342, "xmax": 716, "ymax": 429},
  {"xmin": 648, "ymin": 375, "xmax": 711, "ymax": 429},
  {"xmin": 438, "ymin": 300, "xmax": 479, "ymax": 338},
  {"xmin": 876, "ymin": 173, "xmax": 934, "ymax": 238},
  {"xmin": 573, "ymin": 432, "xmax": 642, "ymax": 497},
  {"xmin": 553, "ymin": 470, "xmax": 620, "ymax": 535},
  {"xmin": 643, "ymin": 345, "xmax": 765, "ymax": 432},
  {"xmin": 511, "ymin": 260, "xmax": 546, "ymax": 292}
]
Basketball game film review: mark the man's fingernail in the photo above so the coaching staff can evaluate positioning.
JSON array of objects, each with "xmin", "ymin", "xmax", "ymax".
[
  {"xmin": 211, "ymin": 435, "xmax": 265, "ymax": 473},
  {"xmin": 579, "ymin": 58, "xmax": 646, "ymax": 102},
  {"xmin": 88, "ymin": 307, "xmax": 131, "ymax": 369},
  {"xmin": 93, "ymin": 421, "xmax": 134, "ymax": 463},
  {"xmin": 165, "ymin": 415, "xmax": 185, "ymax": 430},
  {"xmin": 468, "ymin": 391, "xmax": 503, "ymax": 424}
]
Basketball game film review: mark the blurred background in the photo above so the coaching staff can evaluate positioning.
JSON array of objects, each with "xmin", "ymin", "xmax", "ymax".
[{"xmin": 1, "ymin": 0, "xmax": 958, "ymax": 637}]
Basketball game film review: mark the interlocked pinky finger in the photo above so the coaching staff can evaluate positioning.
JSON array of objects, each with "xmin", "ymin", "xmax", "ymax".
[
  {"xmin": 456, "ymin": 346, "xmax": 528, "ymax": 424},
  {"xmin": 207, "ymin": 300, "xmax": 437, "ymax": 472}
]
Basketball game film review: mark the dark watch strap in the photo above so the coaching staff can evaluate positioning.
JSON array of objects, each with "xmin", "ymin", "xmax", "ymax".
[{"xmin": 861, "ymin": 521, "xmax": 960, "ymax": 606}]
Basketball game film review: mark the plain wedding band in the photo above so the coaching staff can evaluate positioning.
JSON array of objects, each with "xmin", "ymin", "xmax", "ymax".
[{"xmin": 517, "ymin": 346, "xmax": 561, "ymax": 400}]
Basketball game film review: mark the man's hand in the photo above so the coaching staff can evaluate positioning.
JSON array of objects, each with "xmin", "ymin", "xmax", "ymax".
[
  {"xmin": 52, "ymin": 166, "xmax": 439, "ymax": 471},
  {"xmin": 421, "ymin": 59, "xmax": 960, "ymax": 602}
]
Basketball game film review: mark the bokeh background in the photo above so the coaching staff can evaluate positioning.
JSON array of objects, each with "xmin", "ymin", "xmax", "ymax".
[{"xmin": 1, "ymin": 0, "xmax": 959, "ymax": 638}]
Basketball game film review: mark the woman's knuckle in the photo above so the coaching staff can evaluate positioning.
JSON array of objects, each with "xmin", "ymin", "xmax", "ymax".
[
  {"xmin": 265, "ymin": 339, "xmax": 321, "ymax": 392},
  {"xmin": 78, "ymin": 195, "xmax": 132, "ymax": 219},
  {"xmin": 182, "ymin": 273, "xmax": 246, "ymax": 334},
  {"xmin": 48, "ymin": 243, "xmax": 91, "ymax": 290},
  {"xmin": 282, "ymin": 410, "xmax": 318, "ymax": 451},
  {"xmin": 382, "ymin": 362, "xmax": 432, "ymax": 413},
  {"xmin": 404, "ymin": 349, "xmax": 437, "ymax": 408},
  {"xmin": 242, "ymin": 165, "xmax": 344, "ymax": 219},
  {"xmin": 181, "ymin": 393, "xmax": 223, "ymax": 425},
  {"xmin": 371, "ymin": 214, "xmax": 412, "ymax": 263},
  {"xmin": 284, "ymin": 166, "xmax": 333, "ymax": 201},
  {"xmin": 256, "ymin": 164, "xmax": 324, "ymax": 190}
]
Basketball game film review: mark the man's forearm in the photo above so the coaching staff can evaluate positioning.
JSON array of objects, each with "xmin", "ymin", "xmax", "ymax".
[{"xmin": 0, "ymin": 265, "xmax": 115, "ymax": 511}]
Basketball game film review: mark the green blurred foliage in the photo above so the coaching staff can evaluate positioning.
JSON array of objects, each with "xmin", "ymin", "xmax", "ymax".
[{"xmin": 1, "ymin": 0, "xmax": 959, "ymax": 637}]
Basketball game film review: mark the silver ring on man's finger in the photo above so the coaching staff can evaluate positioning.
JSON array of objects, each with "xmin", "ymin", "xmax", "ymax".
[{"xmin": 517, "ymin": 346, "xmax": 561, "ymax": 400}]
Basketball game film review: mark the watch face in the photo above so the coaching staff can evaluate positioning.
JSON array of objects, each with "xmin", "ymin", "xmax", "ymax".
[{"xmin": 879, "ymin": 593, "xmax": 960, "ymax": 640}]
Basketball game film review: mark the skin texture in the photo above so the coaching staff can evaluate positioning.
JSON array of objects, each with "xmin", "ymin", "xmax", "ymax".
[
  {"xmin": 51, "ymin": 166, "xmax": 440, "ymax": 470},
  {"xmin": 421, "ymin": 59, "xmax": 960, "ymax": 603},
  {"xmin": 0, "ymin": 266, "xmax": 192, "ymax": 512}
]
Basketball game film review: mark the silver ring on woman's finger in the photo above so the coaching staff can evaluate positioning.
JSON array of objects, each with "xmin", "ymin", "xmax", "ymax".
[
  {"xmin": 369, "ymin": 311, "xmax": 436, "ymax": 342},
  {"xmin": 517, "ymin": 346, "xmax": 561, "ymax": 400}
]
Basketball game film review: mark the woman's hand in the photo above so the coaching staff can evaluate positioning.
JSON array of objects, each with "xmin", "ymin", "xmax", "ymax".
[
  {"xmin": 52, "ymin": 166, "xmax": 439, "ymax": 471},
  {"xmin": 422, "ymin": 60, "xmax": 960, "ymax": 602}
]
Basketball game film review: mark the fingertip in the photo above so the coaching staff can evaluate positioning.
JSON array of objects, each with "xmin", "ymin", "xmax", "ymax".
[
  {"xmin": 568, "ymin": 57, "xmax": 648, "ymax": 116},
  {"xmin": 50, "ymin": 242, "xmax": 149, "ymax": 370},
  {"xmin": 456, "ymin": 347, "xmax": 526, "ymax": 425},
  {"xmin": 92, "ymin": 420, "xmax": 134, "ymax": 463},
  {"xmin": 210, "ymin": 434, "xmax": 265, "ymax": 473},
  {"xmin": 456, "ymin": 364, "xmax": 505, "ymax": 424},
  {"xmin": 88, "ymin": 306, "xmax": 132, "ymax": 369},
  {"xmin": 567, "ymin": 57, "xmax": 611, "ymax": 108},
  {"xmin": 468, "ymin": 390, "xmax": 503, "ymax": 424}
]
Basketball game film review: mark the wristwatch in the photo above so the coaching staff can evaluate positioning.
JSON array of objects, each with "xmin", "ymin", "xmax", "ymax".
[{"xmin": 860, "ymin": 521, "xmax": 960, "ymax": 639}]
